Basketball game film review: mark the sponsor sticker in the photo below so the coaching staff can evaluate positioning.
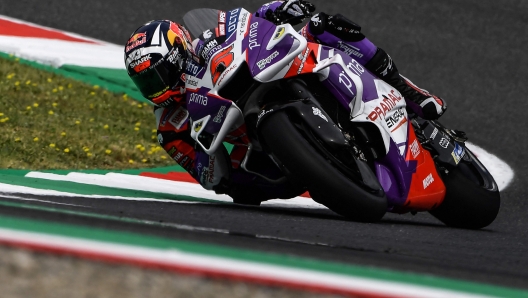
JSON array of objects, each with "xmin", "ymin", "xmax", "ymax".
[
  {"xmin": 193, "ymin": 120, "xmax": 204, "ymax": 133},
  {"xmin": 168, "ymin": 106, "xmax": 189, "ymax": 129},
  {"xmin": 346, "ymin": 59, "xmax": 365, "ymax": 77},
  {"xmin": 248, "ymin": 22, "xmax": 260, "ymax": 49},
  {"xmin": 273, "ymin": 27, "xmax": 285, "ymax": 40},
  {"xmin": 188, "ymin": 93, "xmax": 208, "ymax": 106},
  {"xmin": 180, "ymin": 156, "xmax": 191, "ymax": 169},
  {"xmin": 185, "ymin": 60, "xmax": 201, "ymax": 76},
  {"xmin": 257, "ymin": 108, "xmax": 273, "ymax": 124},
  {"xmin": 338, "ymin": 71, "xmax": 355, "ymax": 96},
  {"xmin": 385, "ymin": 107, "xmax": 405, "ymax": 130},
  {"xmin": 174, "ymin": 152, "xmax": 183, "ymax": 162},
  {"xmin": 129, "ymin": 54, "xmax": 151, "ymax": 73},
  {"xmin": 296, "ymin": 47, "xmax": 309, "ymax": 74},
  {"xmin": 439, "ymin": 138, "xmax": 449, "ymax": 149},
  {"xmin": 367, "ymin": 90, "xmax": 403, "ymax": 121},
  {"xmin": 410, "ymin": 139, "xmax": 420, "ymax": 159},
  {"xmin": 451, "ymin": 143, "xmax": 465, "ymax": 164},
  {"xmin": 200, "ymin": 39, "xmax": 219, "ymax": 60},
  {"xmin": 167, "ymin": 147, "xmax": 177, "ymax": 156},
  {"xmin": 126, "ymin": 32, "xmax": 146, "ymax": 52},
  {"xmin": 213, "ymin": 106, "xmax": 227, "ymax": 123},
  {"xmin": 423, "ymin": 173, "xmax": 434, "ymax": 189},
  {"xmin": 202, "ymin": 29, "xmax": 213, "ymax": 39},
  {"xmin": 149, "ymin": 86, "xmax": 169, "ymax": 99},
  {"xmin": 238, "ymin": 11, "xmax": 249, "ymax": 35},
  {"xmin": 430, "ymin": 127, "xmax": 439, "ymax": 140},
  {"xmin": 166, "ymin": 47, "xmax": 181, "ymax": 65},
  {"xmin": 219, "ymin": 11, "xmax": 226, "ymax": 23},
  {"xmin": 125, "ymin": 49, "xmax": 141, "ymax": 68},
  {"xmin": 312, "ymin": 107, "xmax": 328, "ymax": 122},
  {"xmin": 226, "ymin": 8, "xmax": 240, "ymax": 37},
  {"xmin": 216, "ymin": 63, "xmax": 238, "ymax": 86},
  {"xmin": 207, "ymin": 156, "xmax": 216, "ymax": 184},
  {"xmin": 186, "ymin": 78, "xmax": 199, "ymax": 87},
  {"xmin": 337, "ymin": 41, "xmax": 364, "ymax": 59},
  {"xmin": 311, "ymin": 15, "xmax": 322, "ymax": 27},
  {"xmin": 257, "ymin": 51, "xmax": 279, "ymax": 70}
]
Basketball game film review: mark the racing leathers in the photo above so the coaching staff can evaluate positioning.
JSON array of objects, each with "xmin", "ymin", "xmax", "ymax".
[{"xmin": 155, "ymin": 1, "xmax": 446, "ymax": 204}]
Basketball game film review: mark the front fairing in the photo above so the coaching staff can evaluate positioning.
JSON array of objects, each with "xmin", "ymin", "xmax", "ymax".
[{"xmin": 183, "ymin": 8, "xmax": 306, "ymax": 154}]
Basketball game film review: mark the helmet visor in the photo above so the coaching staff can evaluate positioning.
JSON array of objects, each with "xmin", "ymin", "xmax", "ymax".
[{"xmin": 130, "ymin": 58, "xmax": 180, "ymax": 100}]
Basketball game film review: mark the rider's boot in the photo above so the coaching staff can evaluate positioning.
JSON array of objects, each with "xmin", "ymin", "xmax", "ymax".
[
  {"xmin": 364, "ymin": 47, "xmax": 447, "ymax": 120},
  {"xmin": 302, "ymin": 13, "xmax": 447, "ymax": 120}
]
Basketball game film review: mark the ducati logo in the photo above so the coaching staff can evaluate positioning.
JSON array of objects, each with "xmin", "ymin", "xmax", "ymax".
[
  {"xmin": 311, "ymin": 14, "xmax": 322, "ymax": 26},
  {"xmin": 193, "ymin": 120, "xmax": 203, "ymax": 132}
]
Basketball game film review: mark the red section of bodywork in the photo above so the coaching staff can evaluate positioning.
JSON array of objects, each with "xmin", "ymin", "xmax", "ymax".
[
  {"xmin": 398, "ymin": 127, "xmax": 445, "ymax": 212},
  {"xmin": 284, "ymin": 42, "xmax": 320, "ymax": 78}
]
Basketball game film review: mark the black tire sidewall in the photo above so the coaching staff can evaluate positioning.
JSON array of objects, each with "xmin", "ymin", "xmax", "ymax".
[{"xmin": 259, "ymin": 111, "xmax": 387, "ymax": 222}]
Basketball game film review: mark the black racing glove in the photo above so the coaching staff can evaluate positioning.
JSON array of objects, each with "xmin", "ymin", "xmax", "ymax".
[{"xmin": 265, "ymin": 0, "xmax": 316, "ymax": 25}]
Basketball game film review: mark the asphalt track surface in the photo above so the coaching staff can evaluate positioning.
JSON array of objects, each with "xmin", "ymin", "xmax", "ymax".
[{"xmin": 1, "ymin": 0, "xmax": 528, "ymax": 291}]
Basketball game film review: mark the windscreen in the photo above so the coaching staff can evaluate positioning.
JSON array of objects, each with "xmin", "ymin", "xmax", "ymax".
[{"xmin": 183, "ymin": 8, "xmax": 220, "ymax": 38}]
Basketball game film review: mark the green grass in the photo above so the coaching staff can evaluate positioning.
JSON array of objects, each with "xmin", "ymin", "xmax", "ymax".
[{"xmin": 0, "ymin": 55, "xmax": 174, "ymax": 170}]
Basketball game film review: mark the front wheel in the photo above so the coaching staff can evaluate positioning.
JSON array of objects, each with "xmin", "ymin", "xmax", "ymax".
[
  {"xmin": 429, "ymin": 147, "xmax": 500, "ymax": 229},
  {"xmin": 259, "ymin": 111, "xmax": 387, "ymax": 222}
]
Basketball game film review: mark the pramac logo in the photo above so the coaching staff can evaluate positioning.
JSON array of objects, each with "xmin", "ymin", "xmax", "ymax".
[{"xmin": 367, "ymin": 90, "xmax": 403, "ymax": 121}]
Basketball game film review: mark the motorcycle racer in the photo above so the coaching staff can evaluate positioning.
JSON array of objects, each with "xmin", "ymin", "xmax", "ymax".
[{"xmin": 123, "ymin": 0, "xmax": 447, "ymax": 204}]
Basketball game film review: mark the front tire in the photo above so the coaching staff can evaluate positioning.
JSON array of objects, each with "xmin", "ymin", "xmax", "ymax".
[
  {"xmin": 429, "ymin": 147, "xmax": 500, "ymax": 229},
  {"xmin": 259, "ymin": 111, "xmax": 387, "ymax": 222}
]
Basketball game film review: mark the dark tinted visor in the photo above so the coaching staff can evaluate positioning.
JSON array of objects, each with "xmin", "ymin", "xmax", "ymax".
[{"xmin": 130, "ymin": 58, "xmax": 181, "ymax": 99}]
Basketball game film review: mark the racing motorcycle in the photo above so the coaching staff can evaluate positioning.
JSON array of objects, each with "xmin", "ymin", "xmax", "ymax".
[{"xmin": 181, "ymin": 8, "xmax": 500, "ymax": 229}]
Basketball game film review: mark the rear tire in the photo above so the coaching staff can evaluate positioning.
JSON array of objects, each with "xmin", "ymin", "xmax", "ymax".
[
  {"xmin": 429, "ymin": 148, "xmax": 500, "ymax": 229},
  {"xmin": 259, "ymin": 111, "xmax": 387, "ymax": 222}
]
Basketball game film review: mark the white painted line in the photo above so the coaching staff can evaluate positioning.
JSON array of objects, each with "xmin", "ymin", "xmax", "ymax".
[
  {"xmin": 0, "ymin": 182, "xmax": 197, "ymax": 204},
  {"xmin": 0, "ymin": 194, "xmax": 88, "ymax": 207},
  {"xmin": 0, "ymin": 227, "xmax": 492, "ymax": 298},
  {"xmin": 0, "ymin": 14, "xmax": 108, "ymax": 44},
  {"xmin": 0, "ymin": 35, "xmax": 124, "ymax": 68},
  {"xmin": 24, "ymin": 172, "xmax": 327, "ymax": 210},
  {"xmin": 0, "ymin": 14, "xmax": 124, "ymax": 68}
]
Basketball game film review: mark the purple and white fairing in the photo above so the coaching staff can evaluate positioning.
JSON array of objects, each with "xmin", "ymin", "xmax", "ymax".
[
  {"xmin": 312, "ymin": 47, "xmax": 414, "ymax": 207},
  {"xmin": 184, "ymin": 7, "xmax": 418, "ymax": 207},
  {"xmin": 311, "ymin": 29, "xmax": 378, "ymax": 66}
]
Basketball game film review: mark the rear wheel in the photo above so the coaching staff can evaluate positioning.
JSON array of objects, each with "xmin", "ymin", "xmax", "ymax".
[
  {"xmin": 259, "ymin": 111, "xmax": 387, "ymax": 222},
  {"xmin": 429, "ymin": 147, "xmax": 500, "ymax": 229}
]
